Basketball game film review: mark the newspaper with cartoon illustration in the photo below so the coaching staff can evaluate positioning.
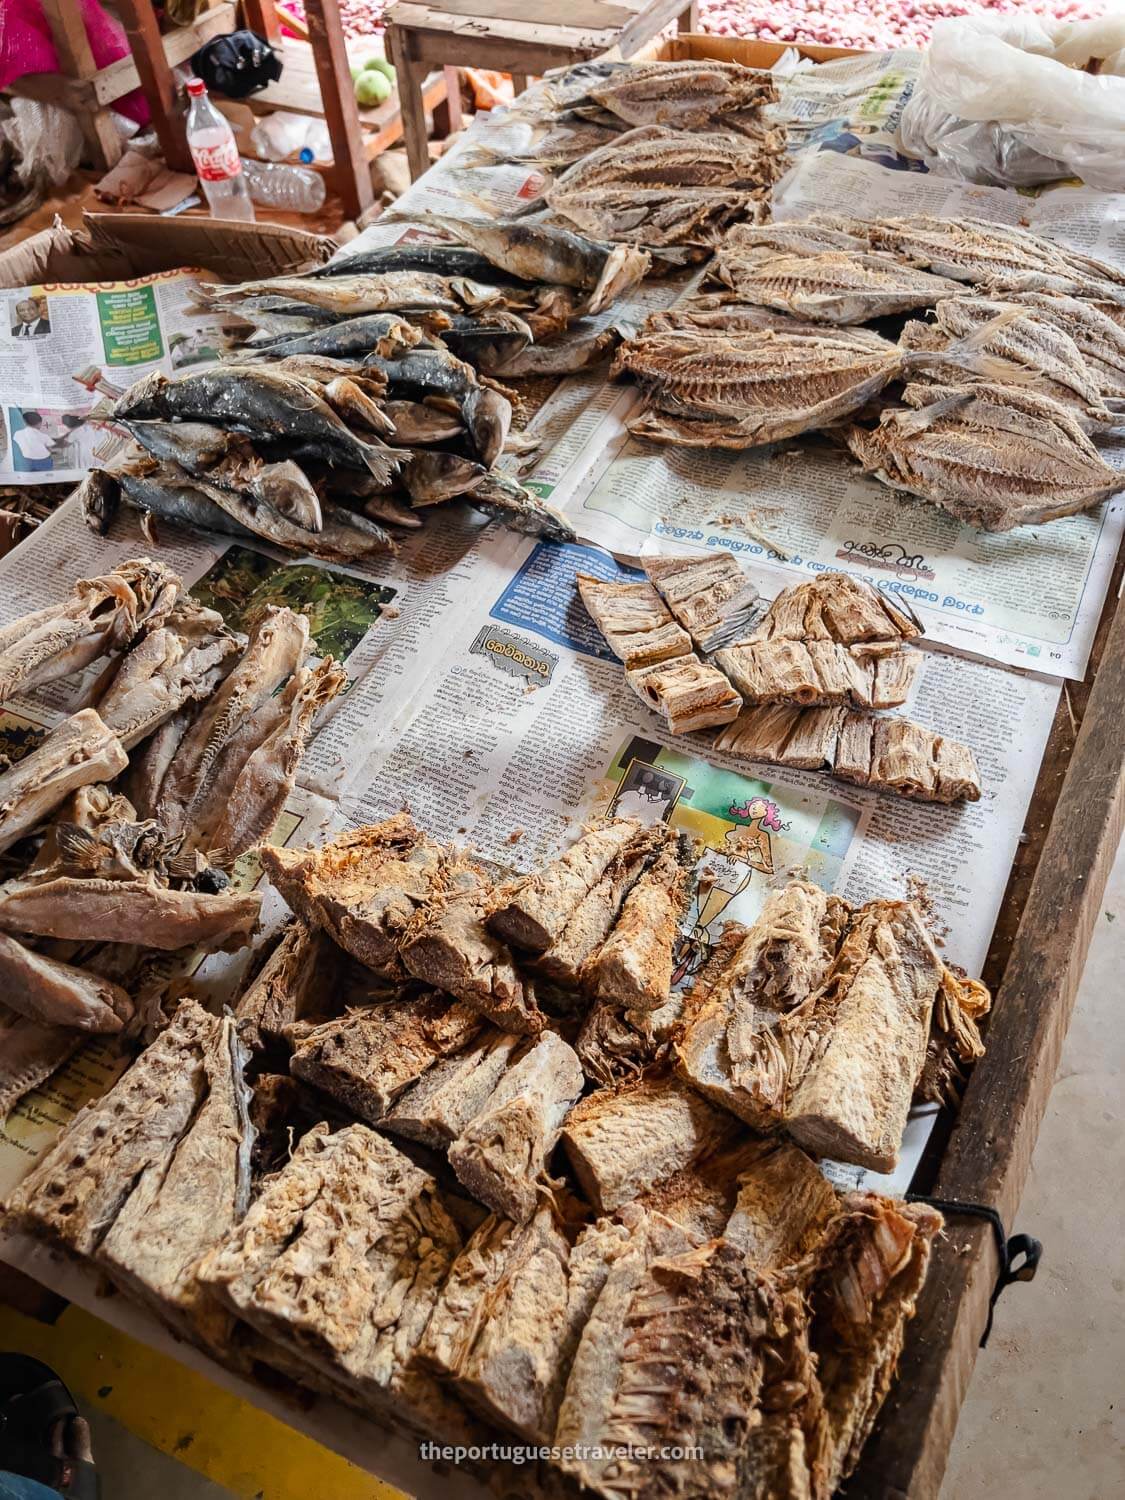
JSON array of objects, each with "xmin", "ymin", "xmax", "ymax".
[{"xmin": 0, "ymin": 268, "xmax": 227, "ymax": 485}]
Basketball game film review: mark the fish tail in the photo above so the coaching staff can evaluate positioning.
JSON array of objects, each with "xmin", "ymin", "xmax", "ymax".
[
  {"xmin": 891, "ymin": 392, "xmax": 973, "ymax": 436},
  {"xmin": 360, "ymin": 438, "xmax": 402, "ymax": 485}
]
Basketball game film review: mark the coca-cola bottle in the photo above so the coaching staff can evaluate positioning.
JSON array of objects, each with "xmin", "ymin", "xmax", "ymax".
[{"xmin": 184, "ymin": 77, "xmax": 255, "ymax": 222}]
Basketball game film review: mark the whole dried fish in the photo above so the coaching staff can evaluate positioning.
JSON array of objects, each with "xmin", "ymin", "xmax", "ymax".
[
  {"xmin": 382, "ymin": 400, "xmax": 464, "ymax": 445},
  {"xmin": 236, "ymin": 311, "xmax": 422, "ymax": 363},
  {"xmin": 114, "ymin": 368, "xmax": 399, "ymax": 483},
  {"xmin": 465, "ymin": 472, "xmax": 577, "ymax": 542},
  {"xmin": 0, "ymin": 557, "xmax": 179, "ymax": 706},
  {"xmin": 403, "ymin": 450, "xmax": 489, "ymax": 505},
  {"xmin": 363, "ymin": 349, "xmax": 508, "ymax": 465},
  {"xmin": 710, "ymin": 248, "xmax": 963, "ymax": 324},
  {"xmin": 844, "ymin": 380, "xmax": 1124, "ymax": 529},
  {"xmin": 204, "ymin": 271, "xmax": 476, "ymax": 317},
  {"xmin": 487, "ymin": 320, "xmax": 622, "ymax": 378},
  {"xmin": 311, "ymin": 243, "xmax": 532, "ymax": 284},
  {"xmin": 576, "ymin": 59, "xmax": 778, "ymax": 131},
  {"xmin": 0, "ymin": 710, "xmax": 127, "ymax": 855}
]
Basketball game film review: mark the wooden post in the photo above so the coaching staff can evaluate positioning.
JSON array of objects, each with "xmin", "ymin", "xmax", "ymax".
[
  {"xmin": 385, "ymin": 22, "xmax": 430, "ymax": 182},
  {"xmin": 510, "ymin": 73, "xmax": 529, "ymax": 95},
  {"xmin": 303, "ymin": 0, "xmax": 374, "ymax": 219},
  {"xmin": 241, "ymin": 0, "xmax": 284, "ymax": 46},
  {"xmin": 115, "ymin": 0, "xmax": 195, "ymax": 174},
  {"xmin": 676, "ymin": 2, "xmax": 700, "ymax": 29},
  {"xmin": 443, "ymin": 65, "xmax": 463, "ymax": 134},
  {"xmin": 39, "ymin": 0, "xmax": 123, "ymax": 170}
]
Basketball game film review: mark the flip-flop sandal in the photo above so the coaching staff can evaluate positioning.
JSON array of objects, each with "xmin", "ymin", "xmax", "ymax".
[{"xmin": 0, "ymin": 1356, "xmax": 98, "ymax": 1500}]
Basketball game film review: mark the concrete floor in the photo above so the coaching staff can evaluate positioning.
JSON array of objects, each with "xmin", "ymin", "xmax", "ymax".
[{"xmin": 18, "ymin": 845, "xmax": 1125, "ymax": 1498}]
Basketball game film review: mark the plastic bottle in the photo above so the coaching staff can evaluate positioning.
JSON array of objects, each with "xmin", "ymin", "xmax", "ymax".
[
  {"xmin": 250, "ymin": 113, "xmax": 332, "ymax": 164},
  {"xmin": 241, "ymin": 158, "xmax": 327, "ymax": 214},
  {"xmin": 184, "ymin": 77, "xmax": 255, "ymax": 222}
]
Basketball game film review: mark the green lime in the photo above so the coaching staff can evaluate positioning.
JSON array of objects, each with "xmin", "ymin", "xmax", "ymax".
[{"xmin": 355, "ymin": 70, "xmax": 392, "ymax": 106}]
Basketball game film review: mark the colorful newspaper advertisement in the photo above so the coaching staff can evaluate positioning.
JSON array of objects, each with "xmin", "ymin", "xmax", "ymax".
[{"xmin": 0, "ymin": 268, "xmax": 227, "ymax": 486}]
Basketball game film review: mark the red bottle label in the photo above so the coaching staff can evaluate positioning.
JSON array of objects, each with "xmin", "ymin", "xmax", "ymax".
[{"xmin": 192, "ymin": 139, "xmax": 240, "ymax": 182}]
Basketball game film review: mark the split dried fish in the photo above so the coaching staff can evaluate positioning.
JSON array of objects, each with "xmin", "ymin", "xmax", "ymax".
[
  {"xmin": 844, "ymin": 380, "xmax": 1124, "ymax": 529},
  {"xmin": 0, "ymin": 930, "xmax": 132, "ymax": 1033},
  {"xmin": 548, "ymin": 183, "xmax": 771, "ymax": 255},
  {"xmin": 550, "ymin": 123, "xmax": 787, "ymax": 193},
  {"xmin": 0, "ymin": 557, "xmax": 179, "ymax": 706},
  {"xmin": 0, "ymin": 710, "xmax": 127, "ymax": 855},
  {"xmin": 572, "ymin": 59, "xmax": 778, "ymax": 131},
  {"xmin": 1007, "ymin": 291, "xmax": 1125, "ymax": 398},
  {"xmin": 710, "ymin": 248, "xmax": 963, "ymax": 324}
]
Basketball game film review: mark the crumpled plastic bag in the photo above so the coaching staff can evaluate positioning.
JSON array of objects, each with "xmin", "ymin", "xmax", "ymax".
[
  {"xmin": 899, "ymin": 14, "xmax": 1125, "ymax": 191},
  {"xmin": 0, "ymin": 97, "xmax": 84, "ymax": 186}
]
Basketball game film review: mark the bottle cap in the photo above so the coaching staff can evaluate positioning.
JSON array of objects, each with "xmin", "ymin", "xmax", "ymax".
[
  {"xmin": 298, "ymin": 147, "xmax": 314, "ymax": 163},
  {"xmin": 185, "ymin": 77, "xmax": 206, "ymax": 96}
]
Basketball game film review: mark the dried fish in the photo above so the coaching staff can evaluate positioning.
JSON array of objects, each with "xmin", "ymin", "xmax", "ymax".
[
  {"xmin": 709, "ymin": 248, "xmax": 963, "ymax": 324},
  {"xmin": 550, "ymin": 123, "xmax": 787, "ymax": 193},
  {"xmin": 584, "ymin": 832, "xmax": 695, "ymax": 1012},
  {"xmin": 844, "ymin": 380, "xmax": 1124, "ymax": 529},
  {"xmin": 0, "ymin": 557, "xmax": 179, "ymax": 706},
  {"xmin": 205, "ymin": 271, "xmax": 474, "ymax": 317},
  {"xmin": 548, "ymin": 183, "xmax": 770, "ymax": 255},
  {"xmin": 0, "ymin": 710, "xmax": 127, "ymax": 855},
  {"xmin": 363, "ymin": 349, "xmax": 508, "ymax": 465},
  {"xmin": 236, "ymin": 311, "xmax": 422, "ymax": 363},
  {"xmin": 642, "ymin": 553, "xmax": 760, "ymax": 652},
  {"xmin": 382, "ymin": 1029, "xmax": 523, "ymax": 1150},
  {"xmin": 382, "ymin": 400, "xmax": 465, "ymax": 445},
  {"xmin": 403, "ymin": 450, "xmax": 489, "ymax": 505},
  {"xmin": 576, "ymin": 572, "xmax": 693, "ymax": 668},
  {"xmin": 575, "ymin": 59, "xmax": 778, "ymax": 131},
  {"xmin": 0, "ymin": 930, "xmax": 132, "ymax": 1033},
  {"xmin": 466, "ymin": 472, "xmax": 577, "ymax": 542},
  {"xmin": 487, "ymin": 320, "xmax": 622, "ymax": 378},
  {"xmin": 0, "ymin": 1006, "xmax": 84, "ymax": 1119},
  {"xmin": 311, "ymin": 243, "xmax": 531, "ymax": 284},
  {"xmin": 1008, "ymin": 290, "xmax": 1125, "ymax": 398},
  {"xmin": 626, "ymin": 652, "xmax": 744, "ymax": 733}
]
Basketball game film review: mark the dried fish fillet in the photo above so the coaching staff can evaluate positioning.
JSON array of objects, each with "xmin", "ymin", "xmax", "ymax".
[
  {"xmin": 581, "ymin": 59, "xmax": 779, "ymax": 130},
  {"xmin": 710, "ymin": 249, "xmax": 962, "ymax": 324},
  {"xmin": 0, "ymin": 557, "xmax": 180, "ymax": 707},
  {"xmin": 447, "ymin": 1030, "xmax": 583, "ymax": 1223},
  {"xmin": 642, "ymin": 553, "xmax": 760, "ymax": 651},
  {"xmin": 0, "ymin": 710, "xmax": 127, "ymax": 855},
  {"xmin": 575, "ymin": 573, "xmax": 692, "ymax": 669},
  {"xmin": 382, "ymin": 1029, "xmax": 522, "ymax": 1150},
  {"xmin": 843, "ymin": 380, "xmax": 1123, "ymax": 529},
  {"xmin": 626, "ymin": 652, "xmax": 743, "ymax": 733},
  {"xmin": 197, "ymin": 1123, "xmax": 470, "ymax": 1437},
  {"xmin": 288, "ymin": 992, "xmax": 483, "ymax": 1122},
  {"xmin": 261, "ymin": 815, "xmax": 446, "ymax": 975},
  {"xmin": 0, "ymin": 931, "xmax": 132, "ymax": 1033},
  {"xmin": 584, "ymin": 833, "xmax": 695, "ymax": 1012},
  {"xmin": 561, "ymin": 1073, "xmax": 735, "ymax": 1215},
  {"xmin": 5, "ymin": 1001, "xmax": 252, "ymax": 1346},
  {"xmin": 0, "ymin": 874, "xmax": 261, "ymax": 952},
  {"xmin": 714, "ymin": 701, "xmax": 981, "ymax": 803}
]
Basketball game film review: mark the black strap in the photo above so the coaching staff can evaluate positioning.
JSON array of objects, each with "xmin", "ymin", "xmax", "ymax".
[{"xmin": 906, "ymin": 1193, "xmax": 1042, "ymax": 1348}]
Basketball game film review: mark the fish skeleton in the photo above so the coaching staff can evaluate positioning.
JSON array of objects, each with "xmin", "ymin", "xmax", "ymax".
[
  {"xmin": 550, "ymin": 124, "xmax": 788, "ymax": 193},
  {"xmin": 709, "ymin": 249, "xmax": 964, "ymax": 324}
]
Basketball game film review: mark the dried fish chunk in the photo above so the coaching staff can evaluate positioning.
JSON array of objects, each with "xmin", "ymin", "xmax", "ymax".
[
  {"xmin": 235, "ymin": 920, "xmax": 344, "ymax": 1051},
  {"xmin": 288, "ymin": 992, "xmax": 483, "ymax": 1121},
  {"xmin": 710, "ymin": 248, "xmax": 962, "ymax": 324},
  {"xmin": 0, "ymin": 557, "xmax": 180, "ymax": 707},
  {"xmin": 747, "ymin": 570, "xmax": 922, "ymax": 646},
  {"xmin": 584, "ymin": 833, "xmax": 695, "ymax": 1013},
  {"xmin": 197, "ymin": 1123, "xmax": 469, "ymax": 1437},
  {"xmin": 0, "ymin": 931, "xmax": 132, "ymax": 1034},
  {"xmin": 581, "ymin": 59, "xmax": 778, "ymax": 131},
  {"xmin": 382, "ymin": 1029, "xmax": 522, "ymax": 1150},
  {"xmin": 575, "ymin": 572, "xmax": 691, "ymax": 668},
  {"xmin": 0, "ymin": 710, "xmax": 127, "ymax": 855},
  {"xmin": 260, "ymin": 815, "xmax": 447, "ymax": 975},
  {"xmin": 843, "ymin": 380, "xmax": 1123, "ymax": 529},
  {"xmin": 447, "ymin": 1030, "xmax": 583, "ymax": 1223},
  {"xmin": 627, "ymin": 652, "xmax": 743, "ymax": 734},
  {"xmin": 561, "ymin": 1073, "xmax": 735, "ymax": 1215},
  {"xmin": 642, "ymin": 553, "xmax": 760, "ymax": 651},
  {"xmin": 6, "ymin": 1001, "xmax": 252, "ymax": 1346},
  {"xmin": 0, "ymin": 1007, "xmax": 84, "ymax": 1120}
]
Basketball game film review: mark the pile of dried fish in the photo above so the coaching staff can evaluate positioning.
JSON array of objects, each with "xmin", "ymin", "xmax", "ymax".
[
  {"xmin": 578, "ymin": 560, "xmax": 979, "ymax": 803},
  {"xmin": 477, "ymin": 60, "xmax": 789, "ymax": 258},
  {"xmin": 4, "ymin": 792, "xmax": 993, "ymax": 1493},
  {"xmin": 0, "ymin": 561, "xmax": 344, "ymax": 1116},
  {"xmin": 615, "ymin": 214, "xmax": 1125, "ymax": 529}
]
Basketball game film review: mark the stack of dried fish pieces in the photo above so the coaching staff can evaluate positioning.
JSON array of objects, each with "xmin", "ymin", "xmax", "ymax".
[
  {"xmin": 676, "ymin": 878, "xmax": 991, "ymax": 1171},
  {"xmin": 843, "ymin": 380, "xmax": 1124, "ymax": 531},
  {"xmin": 614, "ymin": 315, "xmax": 909, "ymax": 448},
  {"xmin": 715, "ymin": 571, "xmax": 923, "ymax": 712}
]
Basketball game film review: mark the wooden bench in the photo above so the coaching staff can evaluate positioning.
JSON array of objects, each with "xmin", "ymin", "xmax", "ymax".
[{"xmin": 384, "ymin": 0, "xmax": 700, "ymax": 180}]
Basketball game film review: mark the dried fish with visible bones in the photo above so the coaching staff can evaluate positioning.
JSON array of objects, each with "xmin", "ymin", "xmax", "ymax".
[
  {"xmin": 576, "ymin": 992, "xmax": 683, "ymax": 1086},
  {"xmin": 715, "ymin": 572, "xmax": 922, "ymax": 710},
  {"xmin": 843, "ymin": 380, "xmax": 1124, "ymax": 529},
  {"xmin": 575, "ymin": 572, "xmax": 692, "ymax": 668},
  {"xmin": 642, "ymin": 553, "xmax": 760, "ymax": 652},
  {"xmin": 714, "ymin": 701, "xmax": 982, "ymax": 803},
  {"xmin": 583, "ymin": 833, "xmax": 695, "ymax": 1012},
  {"xmin": 260, "ymin": 815, "xmax": 447, "ymax": 975},
  {"xmin": 382, "ymin": 1029, "xmax": 523, "ymax": 1150},
  {"xmin": 5, "ymin": 1000, "xmax": 253, "ymax": 1346},
  {"xmin": 0, "ymin": 710, "xmax": 127, "ymax": 855},
  {"xmin": 1005, "ymin": 291, "xmax": 1125, "ymax": 398},
  {"xmin": 447, "ymin": 1029, "xmax": 583, "ymax": 1223},
  {"xmin": 709, "ymin": 248, "xmax": 963, "ymax": 324},
  {"xmin": 197, "ymin": 1122, "xmax": 470, "ymax": 1437},
  {"xmin": 549, "ymin": 124, "xmax": 787, "ymax": 193},
  {"xmin": 573, "ymin": 59, "xmax": 779, "ymax": 131},
  {"xmin": 288, "ymin": 992, "xmax": 483, "ymax": 1121},
  {"xmin": 626, "ymin": 652, "xmax": 743, "ymax": 733},
  {"xmin": 548, "ymin": 184, "xmax": 771, "ymax": 256},
  {"xmin": 0, "ymin": 557, "xmax": 179, "ymax": 706}
]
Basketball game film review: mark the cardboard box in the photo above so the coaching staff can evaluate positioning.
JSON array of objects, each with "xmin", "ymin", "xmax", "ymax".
[{"xmin": 0, "ymin": 212, "xmax": 337, "ymax": 291}]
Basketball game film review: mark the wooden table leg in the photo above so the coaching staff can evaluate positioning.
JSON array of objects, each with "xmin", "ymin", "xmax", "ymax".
[
  {"xmin": 39, "ymin": 0, "xmax": 123, "ymax": 170},
  {"xmin": 242, "ymin": 0, "xmax": 284, "ymax": 46},
  {"xmin": 443, "ymin": 66, "xmax": 463, "ymax": 134},
  {"xmin": 115, "ymin": 0, "xmax": 194, "ymax": 174},
  {"xmin": 676, "ymin": 2, "xmax": 700, "ymax": 29},
  {"xmin": 510, "ymin": 73, "xmax": 529, "ymax": 95},
  {"xmin": 304, "ymin": 0, "xmax": 374, "ymax": 219},
  {"xmin": 386, "ymin": 24, "xmax": 430, "ymax": 182}
]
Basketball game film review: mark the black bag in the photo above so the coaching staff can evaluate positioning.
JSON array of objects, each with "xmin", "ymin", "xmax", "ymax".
[{"xmin": 190, "ymin": 30, "xmax": 283, "ymax": 99}]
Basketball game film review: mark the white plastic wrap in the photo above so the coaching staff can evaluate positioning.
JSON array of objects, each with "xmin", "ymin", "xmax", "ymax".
[
  {"xmin": 0, "ymin": 98, "xmax": 84, "ymax": 186},
  {"xmin": 899, "ymin": 13, "xmax": 1125, "ymax": 190}
]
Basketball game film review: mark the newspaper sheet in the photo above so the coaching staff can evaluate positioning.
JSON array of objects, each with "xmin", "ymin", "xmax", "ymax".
[
  {"xmin": 550, "ymin": 149, "xmax": 1125, "ymax": 680},
  {"xmin": 0, "ymin": 268, "xmax": 230, "ymax": 486},
  {"xmin": 328, "ymin": 530, "xmax": 1060, "ymax": 1194}
]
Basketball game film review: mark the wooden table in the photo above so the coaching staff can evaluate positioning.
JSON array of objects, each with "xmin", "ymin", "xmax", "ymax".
[{"xmin": 384, "ymin": 0, "xmax": 701, "ymax": 180}]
